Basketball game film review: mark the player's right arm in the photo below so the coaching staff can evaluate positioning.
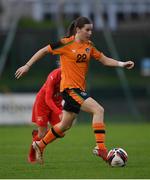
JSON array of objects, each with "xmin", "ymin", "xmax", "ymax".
[
  {"xmin": 15, "ymin": 36, "xmax": 74, "ymax": 79},
  {"xmin": 15, "ymin": 46, "xmax": 49, "ymax": 79}
]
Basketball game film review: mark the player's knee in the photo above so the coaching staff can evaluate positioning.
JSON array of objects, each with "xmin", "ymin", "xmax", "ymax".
[
  {"xmin": 93, "ymin": 105, "xmax": 104, "ymax": 116},
  {"xmin": 38, "ymin": 128, "xmax": 48, "ymax": 138},
  {"xmin": 38, "ymin": 131, "xmax": 46, "ymax": 139},
  {"xmin": 99, "ymin": 106, "xmax": 104, "ymax": 114},
  {"xmin": 59, "ymin": 116, "xmax": 75, "ymax": 132},
  {"xmin": 63, "ymin": 124, "xmax": 72, "ymax": 131}
]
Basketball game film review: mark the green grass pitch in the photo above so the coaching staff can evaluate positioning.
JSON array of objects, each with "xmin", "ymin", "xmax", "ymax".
[{"xmin": 0, "ymin": 122, "xmax": 150, "ymax": 179}]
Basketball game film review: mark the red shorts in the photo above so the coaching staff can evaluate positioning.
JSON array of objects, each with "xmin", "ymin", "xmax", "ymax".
[{"xmin": 32, "ymin": 98, "xmax": 61, "ymax": 127}]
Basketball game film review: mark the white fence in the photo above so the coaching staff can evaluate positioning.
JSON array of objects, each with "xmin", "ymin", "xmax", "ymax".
[{"xmin": 0, "ymin": 93, "xmax": 36, "ymax": 125}]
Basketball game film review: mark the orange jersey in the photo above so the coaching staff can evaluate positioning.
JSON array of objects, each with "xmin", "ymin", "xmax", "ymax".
[{"xmin": 47, "ymin": 37, "xmax": 103, "ymax": 91}]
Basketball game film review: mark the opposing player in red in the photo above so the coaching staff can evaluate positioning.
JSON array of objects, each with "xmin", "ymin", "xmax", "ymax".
[{"xmin": 28, "ymin": 68, "xmax": 62, "ymax": 163}]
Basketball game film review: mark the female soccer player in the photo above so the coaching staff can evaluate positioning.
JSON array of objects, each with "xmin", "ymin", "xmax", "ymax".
[
  {"xmin": 15, "ymin": 16, "xmax": 134, "ymax": 164},
  {"xmin": 27, "ymin": 68, "xmax": 62, "ymax": 163}
]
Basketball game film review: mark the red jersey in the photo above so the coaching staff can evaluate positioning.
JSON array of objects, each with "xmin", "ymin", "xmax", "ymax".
[{"xmin": 36, "ymin": 68, "xmax": 62, "ymax": 115}]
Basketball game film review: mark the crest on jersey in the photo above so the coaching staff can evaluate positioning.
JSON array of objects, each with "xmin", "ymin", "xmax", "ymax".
[
  {"xmin": 85, "ymin": 48, "xmax": 90, "ymax": 53},
  {"xmin": 80, "ymin": 92, "xmax": 87, "ymax": 96}
]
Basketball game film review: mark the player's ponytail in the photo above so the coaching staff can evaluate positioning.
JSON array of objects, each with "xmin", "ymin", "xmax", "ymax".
[{"xmin": 66, "ymin": 20, "xmax": 76, "ymax": 37}]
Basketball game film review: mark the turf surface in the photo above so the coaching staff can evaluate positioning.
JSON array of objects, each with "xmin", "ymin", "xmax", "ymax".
[{"xmin": 0, "ymin": 123, "xmax": 150, "ymax": 179}]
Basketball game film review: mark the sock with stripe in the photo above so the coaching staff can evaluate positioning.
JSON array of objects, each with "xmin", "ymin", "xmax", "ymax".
[
  {"xmin": 37, "ymin": 126, "xmax": 65, "ymax": 149},
  {"xmin": 92, "ymin": 122, "xmax": 107, "ymax": 150}
]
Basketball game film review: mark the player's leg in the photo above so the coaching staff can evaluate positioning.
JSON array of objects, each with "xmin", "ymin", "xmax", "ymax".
[
  {"xmin": 38, "ymin": 110, "xmax": 75, "ymax": 147},
  {"xmin": 28, "ymin": 101, "xmax": 49, "ymax": 163},
  {"xmin": 35, "ymin": 111, "xmax": 63, "ymax": 150},
  {"xmin": 32, "ymin": 111, "xmax": 61, "ymax": 163},
  {"xmin": 32, "ymin": 110, "xmax": 76, "ymax": 164},
  {"xmin": 81, "ymin": 97, "xmax": 108, "ymax": 161},
  {"xmin": 28, "ymin": 125, "xmax": 48, "ymax": 163},
  {"xmin": 49, "ymin": 111, "xmax": 61, "ymax": 127},
  {"xmin": 28, "ymin": 129, "xmax": 38, "ymax": 163},
  {"xmin": 33, "ymin": 89, "xmax": 80, "ymax": 164}
]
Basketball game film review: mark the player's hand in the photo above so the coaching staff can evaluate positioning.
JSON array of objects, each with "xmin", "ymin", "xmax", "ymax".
[
  {"xmin": 15, "ymin": 64, "xmax": 30, "ymax": 79},
  {"xmin": 124, "ymin": 61, "xmax": 134, "ymax": 69}
]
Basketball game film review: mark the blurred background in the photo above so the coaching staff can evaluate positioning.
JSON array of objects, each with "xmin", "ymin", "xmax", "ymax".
[{"xmin": 0, "ymin": 0, "xmax": 150, "ymax": 125}]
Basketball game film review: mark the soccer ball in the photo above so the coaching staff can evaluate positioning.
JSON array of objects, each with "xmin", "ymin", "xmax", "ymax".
[{"xmin": 107, "ymin": 148, "xmax": 128, "ymax": 167}]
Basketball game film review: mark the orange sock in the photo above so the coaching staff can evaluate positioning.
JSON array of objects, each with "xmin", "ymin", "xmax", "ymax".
[
  {"xmin": 92, "ymin": 122, "xmax": 106, "ymax": 150},
  {"xmin": 38, "ymin": 126, "xmax": 65, "ymax": 149}
]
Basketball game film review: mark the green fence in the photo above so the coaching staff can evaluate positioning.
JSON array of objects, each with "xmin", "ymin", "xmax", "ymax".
[{"xmin": 0, "ymin": 28, "xmax": 150, "ymax": 119}]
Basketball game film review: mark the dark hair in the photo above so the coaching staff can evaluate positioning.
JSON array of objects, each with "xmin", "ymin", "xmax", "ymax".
[
  {"xmin": 66, "ymin": 20, "xmax": 76, "ymax": 37},
  {"xmin": 66, "ymin": 16, "xmax": 92, "ymax": 37}
]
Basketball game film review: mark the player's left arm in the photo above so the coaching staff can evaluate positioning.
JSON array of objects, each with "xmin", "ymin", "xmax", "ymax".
[
  {"xmin": 99, "ymin": 53, "xmax": 134, "ymax": 69},
  {"xmin": 91, "ymin": 45, "xmax": 134, "ymax": 69}
]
